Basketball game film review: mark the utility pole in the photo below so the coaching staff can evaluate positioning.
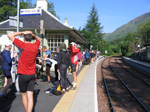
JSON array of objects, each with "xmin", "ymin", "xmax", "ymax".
[
  {"xmin": 40, "ymin": 20, "xmax": 44, "ymax": 57},
  {"xmin": 17, "ymin": 0, "xmax": 20, "ymax": 32},
  {"xmin": 14, "ymin": 0, "xmax": 20, "ymax": 93}
]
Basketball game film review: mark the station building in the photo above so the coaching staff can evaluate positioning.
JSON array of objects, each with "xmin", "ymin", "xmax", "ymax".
[{"xmin": 0, "ymin": 0, "xmax": 87, "ymax": 52}]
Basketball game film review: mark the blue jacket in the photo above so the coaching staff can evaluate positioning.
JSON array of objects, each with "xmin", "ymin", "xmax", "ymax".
[
  {"xmin": 85, "ymin": 52, "xmax": 90, "ymax": 59},
  {"xmin": 46, "ymin": 50, "xmax": 52, "ymax": 65},
  {"xmin": 2, "ymin": 50, "xmax": 14, "ymax": 70}
]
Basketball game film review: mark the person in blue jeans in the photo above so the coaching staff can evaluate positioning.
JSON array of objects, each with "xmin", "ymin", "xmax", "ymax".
[
  {"xmin": 42, "ymin": 46, "xmax": 52, "ymax": 84},
  {"xmin": 0, "ymin": 42, "xmax": 17, "ymax": 97}
]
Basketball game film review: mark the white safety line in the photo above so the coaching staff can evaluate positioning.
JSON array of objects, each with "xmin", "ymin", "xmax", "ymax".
[{"xmin": 94, "ymin": 56, "xmax": 104, "ymax": 112}]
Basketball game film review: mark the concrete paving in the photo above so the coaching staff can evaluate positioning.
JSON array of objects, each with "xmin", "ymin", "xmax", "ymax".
[
  {"xmin": 69, "ymin": 61, "xmax": 98, "ymax": 112},
  {"xmin": 0, "ymin": 59, "xmax": 101, "ymax": 112}
]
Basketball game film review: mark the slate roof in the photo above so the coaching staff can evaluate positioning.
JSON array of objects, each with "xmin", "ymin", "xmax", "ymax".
[
  {"xmin": 0, "ymin": 9, "xmax": 71, "ymax": 30},
  {"xmin": 0, "ymin": 9, "xmax": 88, "ymax": 44}
]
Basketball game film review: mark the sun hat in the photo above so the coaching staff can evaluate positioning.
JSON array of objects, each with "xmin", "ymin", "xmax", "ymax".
[
  {"xmin": 70, "ymin": 42, "xmax": 76, "ymax": 45},
  {"xmin": 5, "ymin": 41, "xmax": 12, "ymax": 46}
]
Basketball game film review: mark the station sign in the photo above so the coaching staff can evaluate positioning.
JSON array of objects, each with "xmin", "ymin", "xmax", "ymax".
[
  {"xmin": 9, "ymin": 16, "xmax": 23, "ymax": 27},
  {"xmin": 20, "ymin": 8, "xmax": 42, "ymax": 16}
]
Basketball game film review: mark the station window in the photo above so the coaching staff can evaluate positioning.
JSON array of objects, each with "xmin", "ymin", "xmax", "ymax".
[{"xmin": 47, "ymin": 34, "xmax": 65, "ymax": 53}]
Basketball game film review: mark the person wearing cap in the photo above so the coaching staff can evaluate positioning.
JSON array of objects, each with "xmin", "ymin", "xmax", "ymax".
[
  {"xmin": 0, "ymin": 42, "xmax": 18, "ymax": 97},
  {"xmin": 67, "ymin": 42, "xmax": 80, "ymax": 89},
  {"xmin": 7, "ymin": 31, "xmax": 41, "ymax": 112}
]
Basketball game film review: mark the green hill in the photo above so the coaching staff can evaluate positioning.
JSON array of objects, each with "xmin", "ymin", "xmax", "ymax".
[{"xmin": 103, "ymin": 12, "xmax": 150, "ymax": 42}]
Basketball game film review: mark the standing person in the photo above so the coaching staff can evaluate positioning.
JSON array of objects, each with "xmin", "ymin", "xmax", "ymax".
[
  {"xmin": 67, "ymin": 42, "xmax": 79, "ymax": 89},
  {"xmin": 77, "ymin": 50, "xmax": 82, "ymax": 71},
  {"xmin": 0, "ymin": 42, "xmax": 17, "ymax": 97},
  {"xmin": 53, "ymin": 47, "xmax": 60, "ymax": 81},
  {"xmin": 42, "ymin": 46, "xmax": 52, "ymax": 84},
  {"xmin": 7, "ymin": 31, "xmax": 41, "ymax": 112},
  {"xmin": 35, "ymin": 47, "xmax": 41, "ymax": 80},
  {"xmin": 85, "ymin": 50, "xmax": 90, "ymax": 65},
  {"xmin": 57, "ymin": 43, "xmax": 71, "ymax": 92},
  {"xmin": 82, "ymin": 51, "xmax": 85, "ymax": 64}
]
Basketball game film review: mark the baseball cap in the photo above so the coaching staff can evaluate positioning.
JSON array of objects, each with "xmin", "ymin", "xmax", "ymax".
[{"xmin": 70, "ymin": 42, "xmax": 76, "ymax": 45}]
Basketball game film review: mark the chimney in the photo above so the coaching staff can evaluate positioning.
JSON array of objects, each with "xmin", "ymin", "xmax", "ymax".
[
  {"xmin": 36, "ymin": 0, "xmax": 48, "ymax": 11},
  {"xmin": 64, "ymin": 18, "xmax": 69, "ymax": 26}
]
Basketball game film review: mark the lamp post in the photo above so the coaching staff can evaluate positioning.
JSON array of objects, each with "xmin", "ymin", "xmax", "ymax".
[
  {"xmin": 135, "ymin": 37, "xmax": 141, "ymax": 57},
  {"xmin": 90, "ymin": 39, "xmax": 95, "ymax": 50}
]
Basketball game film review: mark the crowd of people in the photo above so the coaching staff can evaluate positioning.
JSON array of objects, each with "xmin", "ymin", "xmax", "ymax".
[{"xmin": 0, "ymin": 31, "xmax": 101, "ymax": 112}]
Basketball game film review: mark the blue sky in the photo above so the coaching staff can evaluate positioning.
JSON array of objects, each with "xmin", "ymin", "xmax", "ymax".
[{"xmin": 32, "ymin": 0, "xmax": 150, "ymax": 33}]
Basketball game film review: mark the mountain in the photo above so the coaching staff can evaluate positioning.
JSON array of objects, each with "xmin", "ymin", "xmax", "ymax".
[{"xmin": 103, "ymin": 12, "xmax": 150, "ymax": 42}]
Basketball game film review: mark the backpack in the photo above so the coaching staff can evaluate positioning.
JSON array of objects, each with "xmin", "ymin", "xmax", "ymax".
[
  {"xmin": 0, "ymin": 51, "xmax": 3, "ymax": 71},
  {"xmin": 45, "ymin": 81, "xmax": 62, "ymax": 96},
  {"xmin": 52, "ymin": 81, "xmax": 62, "ymax": 95}
]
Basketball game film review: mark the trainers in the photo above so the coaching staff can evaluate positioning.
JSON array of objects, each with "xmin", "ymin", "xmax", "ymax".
[
  {"xmin": 65, "ymin": 88, "xmax": 69, "ymax": 92},
  {"xmin": 71, "ymin": 86, "xmax": 76, "ymax": 90},
  {"xmin": 61, "ymin": 89, "xmax": 66, "ymax": 93}
]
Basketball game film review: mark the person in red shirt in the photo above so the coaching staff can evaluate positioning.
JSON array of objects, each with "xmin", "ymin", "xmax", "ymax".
[
  {"xmin": 67, "ymin": 42, "xmax": 79, "ymax": 89},
  {"xmin": 7, "ymin": 31, "xmax": 41, "ymax": 112}
]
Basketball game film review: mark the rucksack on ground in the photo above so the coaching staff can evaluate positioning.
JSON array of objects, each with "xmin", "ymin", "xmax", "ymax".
[
  {"xmin": 52, "ymin": 81, "xmax": 62, "ymax": 95},
  {"xmin": 45, "ymin": 81, "xmax": 62, "ymax": 96}
]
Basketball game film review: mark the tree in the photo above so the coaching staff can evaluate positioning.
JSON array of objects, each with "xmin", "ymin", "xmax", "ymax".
[
  {"xmin": 120, "ymin": 33, "xmax": 137, "ymax": 56},
  {"xmin": 79, "ymin": 4, "xmax": 104, "ymax": 50},
  {"xmin": 0, "ymin": 0, "xmax": 17, "ymax": 22},
  {"xmin": 48, "ymin": 2, "xmax": 59, "ymax": 19},
  {"xmin": 20, "ymin": 0, "xmax": 33, "ymax": 9},
  {"xmin": 33, "ymin": 1, "xmax": 59, "ymax": 19},
  {"xmin": 85, "ymin": 4, "xmax": 103, "ymax": 44},
  {"xmin": 137, "ymin": 22, "xmax": 150, "ymax": 43},
  {"xmin": 0, "ymin": 0, "xmax": 59, "ymax": 22}
]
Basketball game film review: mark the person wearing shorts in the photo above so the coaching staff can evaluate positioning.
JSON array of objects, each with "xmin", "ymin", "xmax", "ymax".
[
  {"xmin": 42, "ymin": 46, "xmax": 52, "ymax": 84},
  {"xmin": 67, "ymin": 42, "xmax": 79, "ymax": 89},
  {"xmin": 71, "ymin": 63, "xmax": 77, "ymax": 73},
  {"xmin": 7, "ymin": 31, "xmax": 40, "ymax": 112},
  {"xmin": 0, "ymin": 43, "xmax": 17, "ymax": 97}
]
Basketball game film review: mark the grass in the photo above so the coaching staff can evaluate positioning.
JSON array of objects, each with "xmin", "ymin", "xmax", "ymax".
[{"xmin": 102, "ymin": 53, "xmax": 122, "ymax": 57}]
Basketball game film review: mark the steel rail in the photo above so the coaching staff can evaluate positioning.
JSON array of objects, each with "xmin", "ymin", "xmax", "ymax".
[
  {"xmin": 101, "ymin": 58, "xmax": 115, "ymax": 112},
  {"xmin": 109, "ymin": 58, "xmax": 149, "ymax": 112}
]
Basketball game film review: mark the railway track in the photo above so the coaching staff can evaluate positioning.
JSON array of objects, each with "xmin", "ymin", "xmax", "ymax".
[
  {"xmin": 115, "ymin": 58, "xmax": 150, "ymax": 87},
  {"xmin": 97, "ymin": 56, "xmax": 150, "ymax": 112}
]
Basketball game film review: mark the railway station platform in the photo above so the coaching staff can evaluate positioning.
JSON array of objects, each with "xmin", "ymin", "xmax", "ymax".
[
  {"xmin": 0, "ymin": 57, "xmax": 103, "ymax": 112},
  {"xmin": 122, "ymin": 56, "xmax": 150, "ymax": 74},
  {"xmin": 123, "ymin": 57, "xmax": 150, "ymax": 67}
]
